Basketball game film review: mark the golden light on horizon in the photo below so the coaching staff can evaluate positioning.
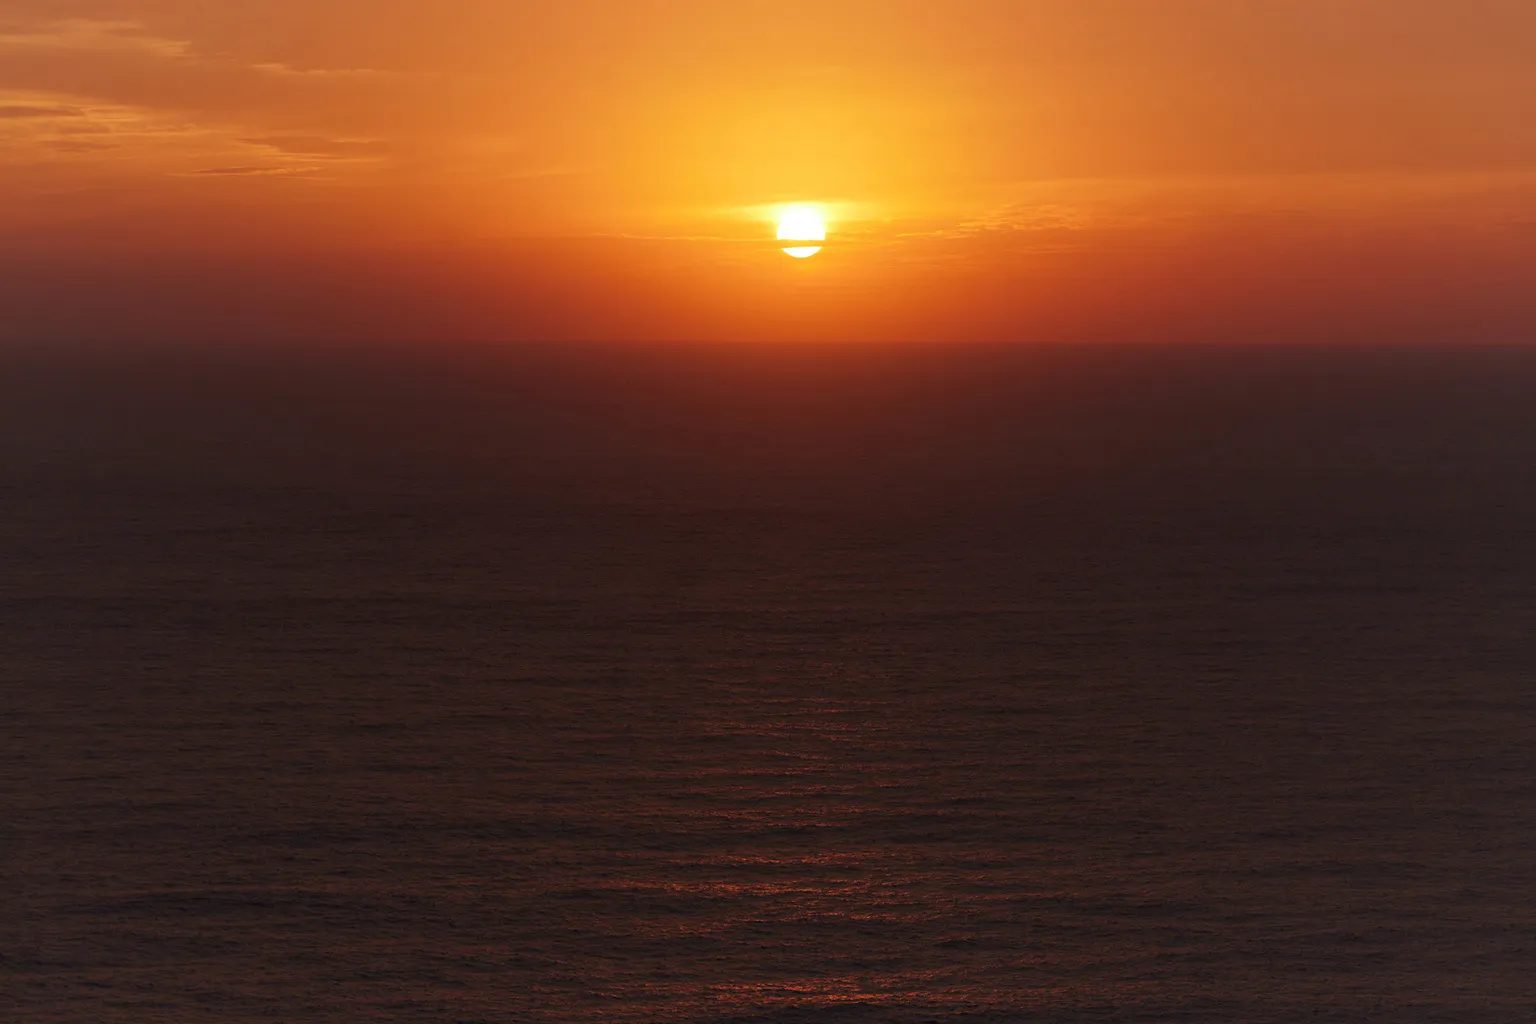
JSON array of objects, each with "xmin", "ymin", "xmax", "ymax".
[{"xmin": 777, "ymin": 205, "xmax": 827, "ymax": 259}]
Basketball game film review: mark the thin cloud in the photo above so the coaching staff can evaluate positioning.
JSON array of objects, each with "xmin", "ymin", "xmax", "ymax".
[
  {"xmin": 0, "ymin": 19, "xmax": 190, "ymax": 58},
  {"xmin": 44, "ymin": 139, "xmax": 116, "ymax": 152},
  {"xmin": 251, "ymin": 62, "xmax": 385, "ymax": 79},
  {"xmin": 0, "ymin": 19, "xmax": 377, "ymax": 78},
  {"xmin": 0, "ymin": 104, "xmax": 82, "ymax": 118},
  {"xmin": 241, "ymin": 135, "xmax": 391, "ymax": 158},
  {"xmin": 191, "ymin": 165, "xmax": 321, "ymax": 177}
]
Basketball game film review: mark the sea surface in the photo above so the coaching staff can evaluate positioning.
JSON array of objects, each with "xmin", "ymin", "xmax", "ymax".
[{"xmin": 3, "ymin": 343, "xmax": 1535, "ymax": 1023}]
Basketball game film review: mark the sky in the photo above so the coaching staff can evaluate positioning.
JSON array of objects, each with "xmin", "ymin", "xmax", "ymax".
[{"xmin": 3, "ymin": 0, "xmax": 1536, "ymax": 344}]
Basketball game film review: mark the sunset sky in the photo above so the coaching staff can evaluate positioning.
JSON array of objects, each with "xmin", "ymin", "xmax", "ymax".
[{"xmin": 4, "ymin": 0, "xmax": 1536, "ymax": 344}]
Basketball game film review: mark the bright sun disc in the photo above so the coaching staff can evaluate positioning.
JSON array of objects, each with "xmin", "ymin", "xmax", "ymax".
[{"xmin": 776, "ymin": 205, "xmax": 826, "ymax": 258}]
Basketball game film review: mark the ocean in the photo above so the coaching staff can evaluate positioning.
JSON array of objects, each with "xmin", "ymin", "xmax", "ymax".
[{"xmin": 3, "ymin": 343, "xmax": 1534, "ymax": 1023}]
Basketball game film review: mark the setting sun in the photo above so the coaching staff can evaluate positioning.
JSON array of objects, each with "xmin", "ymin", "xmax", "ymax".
[{"xmin": 776, "ymin": 205, "xmax": 827, "ymax": 259}]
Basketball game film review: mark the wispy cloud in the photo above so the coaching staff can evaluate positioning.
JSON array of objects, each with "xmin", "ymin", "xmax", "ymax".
[
  {"xmin": 0, "ymin": 19, "xmax": 190, "ymax": 58},
  {"xmin": 242, "ymin": 135, "xmax": 392, "ymax": 158},
  {"xmin": 191, "ymin": 164, "xmax": 321, "ymax": 177},
  {"xmin": 250, "ymin": 62, "xmax": 384, "ymax": 79},
  {"xmin": 0, "ymin": 17, "xmax": 393, "ymax": 111},
  {"xmin": 0, "ymin": 89, "xmax": 335, "ymax": 189},
  {"xmin": 0, "ymin": 13, "xmax": 402, "ymax": 198},
  {"xmin": 0, "ymin": 19, "xmax": 380, "ymax": 78},
  {"xmin": 0, "ymin": 103, "xmax": 82, "ymax": 118}
]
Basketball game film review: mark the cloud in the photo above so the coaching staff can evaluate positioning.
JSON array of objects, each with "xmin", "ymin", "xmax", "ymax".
[
  {"xmin": 241, "ymin": 135, "xmax": 391, "ymax": 158},
  {"xmin": 0, "ymin": 103, "xmax": 83, "ymax": 118},
  {"xmin": 0, "ymin": 15, "xmax": 408, "ymax": 141},
  {"xmin": 43, "ymin": 138, "xmax": 116, "ymax": 152},
  {"xmin": 191, "ymin": 164, "xmax": 320, "ymax": 176},
  {"xmin": 0, "ymin": 18, "xmax": 189, "ymax": 58},
  {"xmin": 250, "ymin": 62, "xmax": 384, "ymax": 79},
  {"xmin": 0, "ymin": 17, "xmax": 382, "ymax": 80},
  {"xmin": 950, "ymin": 203, "xmax": 1096, "ymax": 235},
  {"xmin": 0, "ymin": 87, "xmax": 340, "ymax": 198},
  {"xmin": 0, "ymin": 13, "xmax": 419, "ymax": 208}
]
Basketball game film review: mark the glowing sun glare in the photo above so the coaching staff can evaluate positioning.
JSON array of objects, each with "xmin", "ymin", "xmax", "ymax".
[{"xmin": 777, "ymin": 205, "xmax": 826, "ymax": 259}]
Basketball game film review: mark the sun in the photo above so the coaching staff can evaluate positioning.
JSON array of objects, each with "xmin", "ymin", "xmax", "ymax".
[{"xmin": 776, "ymin": 205, "xmax": 826, "ymax": 259}]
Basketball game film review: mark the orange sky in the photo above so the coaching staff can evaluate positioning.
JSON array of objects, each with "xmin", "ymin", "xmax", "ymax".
[{"xmin": 4, "ymin": 0, "xmax": 1536, "ymax": 344}]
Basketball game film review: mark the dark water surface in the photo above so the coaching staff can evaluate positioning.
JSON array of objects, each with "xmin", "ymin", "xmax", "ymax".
[{"xmin": 4, "ymin": 343, "xmax": 1535, "ymax": 1023}]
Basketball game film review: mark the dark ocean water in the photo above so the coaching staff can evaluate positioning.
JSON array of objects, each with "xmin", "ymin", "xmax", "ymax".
[{"xmin": 3, "ymin": 343, "xmax": 1535, "ymax": 1023}]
